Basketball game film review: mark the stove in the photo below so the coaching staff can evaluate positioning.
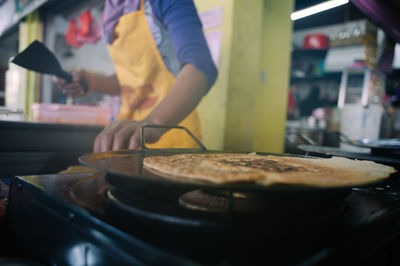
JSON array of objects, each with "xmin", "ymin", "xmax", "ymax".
[
  {"xmin": 3, "ymin": 121, "xmax": 400, "ymax": 264},
  {"xmin": 4, "ymin": 166, "xmax": 400, "ymax": 265}
]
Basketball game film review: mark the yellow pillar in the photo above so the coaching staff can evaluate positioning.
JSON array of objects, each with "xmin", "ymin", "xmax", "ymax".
[
  {"xmin": 195, "ymin": 0, "xmax": 293, "ymax": 153},
  {"xmin": 224, "ymin": 0, "xmax": 263, "ymax": 152},
  {"xmin": 253, "ymin": 0, "xmax": 294, "ymax": 153},
  {"xmin": 194, "ymin": 0, "xmax": 263, "ymax": 151},
  {"xmin": 194, "ymin": 0, "xmax": 234, "ymax": 150},
  {"xmin": 18, "ymin": 11, "xmax": 42, "ymax": 120}
]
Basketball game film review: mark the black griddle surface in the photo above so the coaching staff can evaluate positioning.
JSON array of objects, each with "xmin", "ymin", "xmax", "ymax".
[{"xmin": 79, "ymin": 150, "xmax": 394, "ymax": 193}]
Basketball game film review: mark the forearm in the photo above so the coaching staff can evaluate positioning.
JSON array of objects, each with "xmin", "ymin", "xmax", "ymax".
[
  {"xmin": 86, "ymin": 73, "xmax": 120, "ymax": 96},
  {"xmin": 93, "ymin": 64, "xmax": 209, "ymax": 152},
  {"xmin": 145, "ymin": 63, "xmax": 208, "ymax": 125}
]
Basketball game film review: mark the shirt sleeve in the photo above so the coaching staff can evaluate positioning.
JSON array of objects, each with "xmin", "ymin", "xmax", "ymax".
[{"xmin": 150, "ymin": 0, "xmax": 218, "ymax": 90}]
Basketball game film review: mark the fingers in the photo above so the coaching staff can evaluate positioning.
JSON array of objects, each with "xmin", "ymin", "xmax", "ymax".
[
  {"xmin": 128, "ymin": 130, "xmax": 141, "ymax": 150},
  {"xmin": 54, "ymin": 76, "xmax": 66, "ymax": 85},
  {"xmin": 61, "ymin": 82, "xmax": 85, "ymax": 97},
  {"xmin": 56, "ymin": 70, "xmax": 88, "ymax": 98},
  {"xmin": 72, "ymin": 71, "xmax": 82, "ymax": 83},
  {"xmin": 112, "ymin": 123, "xmax": 139, "ymax": 150},
  {"xmin": 93, "ymin": 120, "xmax": 140, "ymax": 153},
  {"xmin": 94, "ymin": 121, "xmax": 124, "ymax": 153},
  {"xmin": 93, "ymin": 120, "xmax": 165, "ymax": 153},
  {"xmin": 93, "ymin": 133, "xmax": 102, "ymax": 153},
  {"xmin": 128, "ymin": 127, "xmax": 163, "ymax": 149}
]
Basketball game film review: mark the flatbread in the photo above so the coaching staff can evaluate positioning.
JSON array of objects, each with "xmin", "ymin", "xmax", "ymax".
[{"xmin": 143, "ymin": 153, "xmax": 396, "ymax": 187}]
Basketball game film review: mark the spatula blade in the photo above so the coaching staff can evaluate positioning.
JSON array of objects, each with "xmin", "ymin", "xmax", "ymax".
[{"xmin": 12, "ymin": 40, "xmax": 72, "ymax": 82}]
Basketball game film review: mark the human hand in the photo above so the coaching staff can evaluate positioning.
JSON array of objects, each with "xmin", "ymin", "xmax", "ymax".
[
  {"xmin": 56, "ymin": 70, "xmax": 90, "ymax": 98},
  {"xmin": 93, "ymin": 120, "xmax": 164, "ymax": 153}
]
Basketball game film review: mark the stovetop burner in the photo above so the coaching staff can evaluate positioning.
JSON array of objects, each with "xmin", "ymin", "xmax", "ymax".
[
  {"xmin": 178, "ymin": 189, "xmax": 266, "ymax": 213},
  {"xmin": 104, "ymin": 184, "xmax": 356, "ymax": 264},
  {"xmin": 105, "ymin": 183, "xmax": 349, "ymax": 232}
]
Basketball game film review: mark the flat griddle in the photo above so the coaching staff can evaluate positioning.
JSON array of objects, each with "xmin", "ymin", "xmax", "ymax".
[
  {"xmin": 79, "ymin": 124, "xmax": 396, "ymax": 193},
  {"xmin": 78, "ymin": 149, "xmax": 394, "ymax": 193},
  {"xmin": 297, "ymin": 144, "xmax": 400, "ymax": 165},
  {"xmin": 353, "ymin": 138, "xmax": 400, "ymax": 150}
]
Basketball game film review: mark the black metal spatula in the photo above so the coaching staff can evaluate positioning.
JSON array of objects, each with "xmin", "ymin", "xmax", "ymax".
[{"xmin": 12, "ymin": 40, "xmax": 73, "ymax": 82}]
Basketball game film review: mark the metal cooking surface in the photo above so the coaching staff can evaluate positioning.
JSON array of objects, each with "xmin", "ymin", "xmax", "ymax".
[
  {"xmin": 356, "ymin": 138, "xmax": 400, "ymax": 150},
  {"xmin": 297, "ymin": 144, "xmax": 400, "ymax": 165},
  {"xmin": 79, "ymin": 150, "xmax": 394, "ymax": 192}
]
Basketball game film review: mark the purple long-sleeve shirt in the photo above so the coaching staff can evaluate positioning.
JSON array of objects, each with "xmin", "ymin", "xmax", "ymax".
[{"xmin": 102, "ymin": 0, "xmax": 218, "ymax": 89}]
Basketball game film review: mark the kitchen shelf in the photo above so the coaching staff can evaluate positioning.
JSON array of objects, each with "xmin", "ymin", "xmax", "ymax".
[
  {"xmin": 290, "ymin": 49, "xmax": 340, "ymax": 84},
  {"xmin": 0, "ymin": 0, "xmax": 48, "ymax": 39},
  {"xmin": 291, "ymin": 49, "xmax": 328, "ymax": 58},
  {"xmin": 290, "ymin": 72, "xmax": 342, "ymax": 82}
]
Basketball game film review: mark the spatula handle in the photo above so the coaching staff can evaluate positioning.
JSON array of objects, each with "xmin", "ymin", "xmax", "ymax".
[
  {"xmin": 58, "ymin": 70, "xmax": 73, "ymax": 83},
  {"xmin": 58, "ymin": 70, "xmax": 88, "ymax": 92}
]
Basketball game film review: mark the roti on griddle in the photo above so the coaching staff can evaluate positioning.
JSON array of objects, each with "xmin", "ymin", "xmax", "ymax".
[{"xmin": 143, "ymin": 153, "xmax": 396, "ymax": 187}]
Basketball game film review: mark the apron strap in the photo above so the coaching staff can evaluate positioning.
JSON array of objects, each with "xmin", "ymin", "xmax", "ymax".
[{"xmin": 140, "ymin": 0, "xmax": 145, "ymax": 12}]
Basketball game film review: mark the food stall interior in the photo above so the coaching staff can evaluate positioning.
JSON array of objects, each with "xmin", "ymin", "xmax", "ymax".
[{"xmin": 286, "ymin": 0, "xmax": 400, "ymax": 161}]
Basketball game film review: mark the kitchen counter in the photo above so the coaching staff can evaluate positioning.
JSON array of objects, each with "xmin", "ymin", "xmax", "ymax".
[{"xmin": 0, "ymin": 121, "xmax": 103, "ymax": 177}]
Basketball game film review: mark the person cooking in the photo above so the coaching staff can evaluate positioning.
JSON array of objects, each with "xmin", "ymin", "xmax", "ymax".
[{"xmin": 58, "ymin": 0, "xmax": 218, "ymax": 153}]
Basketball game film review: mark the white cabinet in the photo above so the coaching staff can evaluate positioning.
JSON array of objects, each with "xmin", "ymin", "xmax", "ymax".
[{"xmin": 338, "ymin": 68, "xmax": 385, "ymax": 149}]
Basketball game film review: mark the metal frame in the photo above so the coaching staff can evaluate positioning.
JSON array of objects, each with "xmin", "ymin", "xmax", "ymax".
[{"xmin": 140, "ymin": 124, "xmax": 206, "ymax": 152}]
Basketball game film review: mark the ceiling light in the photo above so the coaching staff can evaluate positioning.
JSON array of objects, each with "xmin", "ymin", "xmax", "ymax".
[{"xmin": 290, "ymin": 0, "xmax": 349, "ymax": 21}]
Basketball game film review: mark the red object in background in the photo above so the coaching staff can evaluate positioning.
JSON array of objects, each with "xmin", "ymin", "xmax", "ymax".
[
  {"xmin": 288, "ymin": 90, "xmax": 296, "ymax": 111},
  {"xmin": 302, "ymin": 34, "xmax": 330, "ymax": 50},
  {"xmin": 79, "ymin": 10, "xmax": 93, "ymax": 37},
  {"xmin": 77, "ymin": 10, "xmax": 101, "ymax": 44},
  {"xmin": 65, "ymin": 10, "xmax": 101, "ymax": 48},
  {"xmin": 65, "ymin": 19, "xmax": 83, "ymax": 48}
]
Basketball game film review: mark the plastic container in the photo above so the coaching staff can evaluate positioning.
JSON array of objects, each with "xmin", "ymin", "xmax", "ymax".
[
  {"xmin": 32, "ymin": 103, "xmax": 112, "ymax": 125},
  {"xmin": 0, "ymin": 107, "xmax": 25, "ymax": 121}
]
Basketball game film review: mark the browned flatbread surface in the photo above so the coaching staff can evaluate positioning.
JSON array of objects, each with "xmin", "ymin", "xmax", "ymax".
[{"xmin": 143, "ymin": 153, "xmax": 396, "ymax": 187}]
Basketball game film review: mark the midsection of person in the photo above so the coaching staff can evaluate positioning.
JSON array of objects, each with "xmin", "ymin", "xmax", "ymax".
[
  {"xmin": 105, "ymin": 0, "xmax": 200, "ymax": 149},
  {"xmin": 60, "ymin": 0, "xmax": 218, "ymax": 152}
]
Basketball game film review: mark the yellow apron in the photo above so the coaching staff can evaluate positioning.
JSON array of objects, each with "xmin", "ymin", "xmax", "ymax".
[{"xmin": 107, "ymin": 0, "xmax": 201, "ymax": 149}]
